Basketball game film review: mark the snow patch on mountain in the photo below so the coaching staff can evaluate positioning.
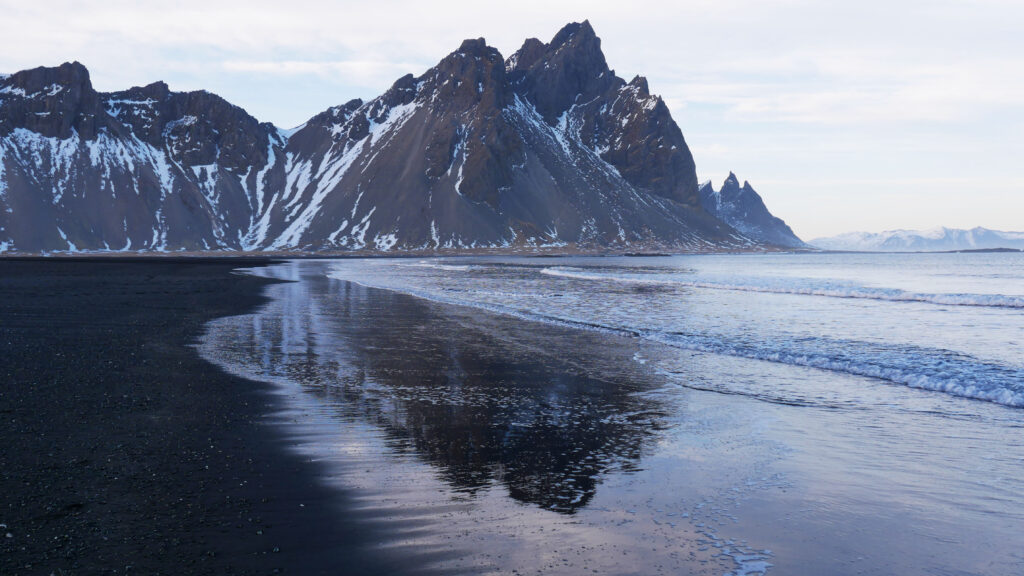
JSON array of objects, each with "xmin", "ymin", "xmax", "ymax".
[
  {"xmin": 698, "ymin": 174, "xmax": 805, "ymax": 249},
  {"xmin": 811, "ymin": 227, "xmax": 1024, "ymax": 252},
  {"xmin": 0, "ymin": 23, "xmax": 800, "ymax": 254}
]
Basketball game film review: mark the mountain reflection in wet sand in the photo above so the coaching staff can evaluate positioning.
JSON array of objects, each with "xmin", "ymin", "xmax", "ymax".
[
  {"xmin": 200, "ymin": 259, "xmax": 1024, "ymax": 576},
  {"xmin": 246, "ymin": 275, "xmax": 669, "ymax": 513}
]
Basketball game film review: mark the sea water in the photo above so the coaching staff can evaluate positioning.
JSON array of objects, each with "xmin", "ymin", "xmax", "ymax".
[{"xmin": 199, "ymin": 253, "xmax": 1024, "ymax": 575}]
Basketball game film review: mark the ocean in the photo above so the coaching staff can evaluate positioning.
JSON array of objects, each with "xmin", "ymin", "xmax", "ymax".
[{"xmin": 199, "ymin": 253, "xmax": 1024, "ymax": 575}]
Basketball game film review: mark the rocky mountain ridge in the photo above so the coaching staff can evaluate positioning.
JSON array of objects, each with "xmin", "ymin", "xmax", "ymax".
[
  {"xmin": 0, "ymin": 22, "xmax": 794, "ymax": 253},
  {"xmin": 698, "ymin": 173, "xmax": 805, "ymax": 248},
  {"xmin": 0, "ymin": 61, "xmax": 284, "ymax": 252}
]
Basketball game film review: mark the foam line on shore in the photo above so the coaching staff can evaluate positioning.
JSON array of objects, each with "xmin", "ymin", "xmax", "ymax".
[{"xmin": 329, "ymin": 267, "xmax": 1024, "ymax": 409}]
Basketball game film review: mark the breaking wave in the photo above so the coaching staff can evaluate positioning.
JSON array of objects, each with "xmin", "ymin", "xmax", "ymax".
[
  {"xmin": 408, "ymin": 261, "xmax": 476, "ymax": 272},
  {"xmin": 647, "ymin": 331, "xmax": 1024, "ymax": 408},
  {"xmin": 328, "ymin": 267, "xmax": 1024, "ymax": 409}
]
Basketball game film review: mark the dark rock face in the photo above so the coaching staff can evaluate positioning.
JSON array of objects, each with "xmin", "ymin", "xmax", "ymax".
[
  {"xmin": 507, "ymin": 21, "xmax": 616, "ymax": 123},
  {"xmin": 266, "ymin": 20, "xmax": 726, "ymax": 251},
  {"xmin": 698, "ymin": 173, "xmax": 805, "ymax": 248},
  {"xmin": 0, "ymin": 62, "xmax": 109, "ymax": 140},
  {"xmin": 106, "ymin": 82, "xmax": 273, "ymax": 170},
  {"xmin": 0, "ymin": 65, "xmax": 284, "ymax": 252},
  {"xmin": 102, "ymin": 83, "xmax": 284, "ymax": 245},
  {"xmin": 0, "ymin": 22, "xmax": 766, "ymax": 253},
  {"xmin": 507, "ymin": 21, "xmax": 699, "ymax": 206}
]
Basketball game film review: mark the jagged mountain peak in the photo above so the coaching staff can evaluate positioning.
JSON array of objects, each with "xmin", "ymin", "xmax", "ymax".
[
  {"xmin": 507, "ymin": 20, "xmax": 615, "ymax": 123},
  {"xmin": 0, "ymin": 60, "xmax": 288, "ymax": 253},
  {"xmin": 373, "ymin": 73, "xmax": 417, "ymax": 111},
  {"xmin": 507, "ymin": 38, "xmax": 546, "ymax": 71},
  {"xmin": 103, "ymin": 81, "xmax": 274, "ymax": 169},
  {"xmin": 125, "ymin": 80, "xmax": 171, "ymax": 100},
  {"xmin": 626, "ymin": 75, "xmax": 650, "ymax": 96},
  {"xmin": 456, "ymin": 37, "xmax": 490, "ymax": 54},
  {"xmin": 0, "ymin": 24, "xmax": 801, "ymax": 254},
  {"xmin": 3, "ymin": 61, "xmax": 93, "ymax": 92},
  {"xmin": 549, "ymin": 20, "xmax": 600, "ymax": 54},
  {"xmin": 420, "ymin": 38, "xmax": 510, "ymax": 110},
  {"xmin": 490, "ymin": 22, "xmax": 698, "ymax": 206},
  {"xmin": 503, "ymin": 21, "xmax": 601, "ymax": 73},
  {"xmin": 442, "ymin": 38, "xmax": 504, "ymax": 69},
  {"xmin": 260, "ymin": 21, "xmax": 726, "ymax": 251},
  {"xmin": 309, "ymin": 98, "xmax": 364, "ymax": 128},
  {"xmin": 0, "ymin": 61, "xmax": 106, "ymax": 139},
  {"xmin": 719, "ymin": 172, "xmax": 755, "ymax": 194},
  {"xmin": 699, "ymin": 174, "xmax": 805, "ymax": 248},
  {"xmin": 718, "ymin": 172, "xmax": 753, "ymax": 197}
]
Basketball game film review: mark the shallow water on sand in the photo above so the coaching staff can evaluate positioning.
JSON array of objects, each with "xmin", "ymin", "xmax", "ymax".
[{"xmin": 199, "ymin": 255, "xmax": 1024, "ymax": 575}]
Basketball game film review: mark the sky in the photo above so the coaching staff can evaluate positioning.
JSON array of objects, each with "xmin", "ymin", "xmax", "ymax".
[{"xmin": 2, "ymin": 0, "xmax": 1022, "ymax": 239}]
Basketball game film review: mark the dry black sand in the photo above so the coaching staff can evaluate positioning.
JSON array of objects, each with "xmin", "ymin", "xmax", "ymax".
[{"xmin": 0, "ymin": 258, "xmax": 395, "ymax": 575}]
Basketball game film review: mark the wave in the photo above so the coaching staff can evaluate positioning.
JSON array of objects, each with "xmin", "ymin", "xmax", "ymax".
[
  {"xmin": 407, "ymin": 261, "xmax": 476, "ymax": 272},
  {"xmin": 648, "ymin": 332, "xmax": 1024, "ymax": 408},
  {"xmin": 541, "ymin": 267, "xmax": 1024, "ymax": 309},
  {"xmin": 327, "ymin": 268, "xmax": 1024, "ymax": 409}
]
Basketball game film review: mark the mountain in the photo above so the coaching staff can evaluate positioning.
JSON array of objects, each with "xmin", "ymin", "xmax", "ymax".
[
  {"xmin": 698, "ymin": 173, "xmax": 805, "ymax": 248},
  {"xmin": 0, "ymin": 22, "xmax": 781, "ymax": 254},
  {"xmin": 810, "ymin": 227, "xmax": 1024, "ymax": 252},
  {"xmin": 0, "ymin": 62, "xmax": 285, "ymax": 252}
]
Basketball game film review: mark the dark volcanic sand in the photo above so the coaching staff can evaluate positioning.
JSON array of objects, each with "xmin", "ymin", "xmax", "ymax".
[{"xmin": 0, "ymin": 259, "xmax": 394, "ymax": 575}]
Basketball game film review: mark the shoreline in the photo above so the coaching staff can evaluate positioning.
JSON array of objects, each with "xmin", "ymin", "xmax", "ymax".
[
  {"xmin": 5, "ymin": 256, "xmax": 1022, "ymax": 575},
  {"xmin": 5, "ymin": 247, "xmax": 1020, "ymax": 261},
  {"xmin": 0, "ymin": 242, "xmax": 814, "ymax": 260},
  {"xmin": 0, "ymin": 259, "xmax": 399, "ymax": 575},
  {"xmin": 200, "ymin": 258, "xmax": 1024, "ymax": 576}
]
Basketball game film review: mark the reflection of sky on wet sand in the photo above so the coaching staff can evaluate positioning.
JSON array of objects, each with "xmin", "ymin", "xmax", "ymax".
[
  {"xmin": 199, "ymin": 260, "xmax": 1024, "ymax": 576},
  {"xmin": 279, "ymin": 280, "xmax": 669, "ymax": 512}
]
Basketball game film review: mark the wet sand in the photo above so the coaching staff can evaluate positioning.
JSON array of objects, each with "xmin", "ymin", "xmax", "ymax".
[
  {"xmin": 0, "ymin": 259, "xmax": 404, "ymax": 575},
  {"xmin": 7, "ymin": 257, "xmax": 1022, "ymax": 575},
  {"xmin": 200, "ymin": 260, "xmax": 1024, "ymax": 576}
]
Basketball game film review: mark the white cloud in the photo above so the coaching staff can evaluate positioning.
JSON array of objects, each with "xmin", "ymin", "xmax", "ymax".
[{"xmin": 221, "ymin": 59, "xmax": 424, "ymax": 86}]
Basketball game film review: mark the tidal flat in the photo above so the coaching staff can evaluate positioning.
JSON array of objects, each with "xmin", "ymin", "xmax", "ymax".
[{"xmin": 198, "ymin": 256, "xmax": 1024, "ymax": 575}]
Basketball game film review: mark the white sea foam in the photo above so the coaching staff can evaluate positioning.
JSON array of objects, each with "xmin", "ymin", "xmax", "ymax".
[
  {"xmin": 328, "ymin": 258, "xmax": 1024, "ymax": 409},
  {"xmin": 647, "ymin": 331, "xmax": 1024, "ymax": 408},
  {"xmin": 407, "ymin": 261, "xmax": 475, "ymax": 272},
  {"xmin": 541, "ymin": 266, "xmax": 1024, "ymax": 309}
]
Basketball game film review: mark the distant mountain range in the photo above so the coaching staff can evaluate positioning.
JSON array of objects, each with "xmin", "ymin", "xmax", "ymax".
[
  {"xmin": 0, "ymin": 21, "xmax": 801, "ymax": 254},
  {"xmin": 811, "ymin": 227, "xmax": 1024, "ymax": 252},
  {"xmin": 698, "ymin": 173, "xmax": 805, "ymax": 248}
]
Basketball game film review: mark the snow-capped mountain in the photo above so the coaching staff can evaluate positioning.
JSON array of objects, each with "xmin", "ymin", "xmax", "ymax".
[
  {"xmin": 0, "ymin": 62, "xmax": 284, "ymax": 252},
  {"xmin": 810, "ymin": 227, "xmax": 1024, "ymax": 252},
  {"xmin": 0, "ymin": 21, "xmax": 788, "ymax": 254},
  {"xmin": 698, "ymin": 173, "xmax": 805, "ymax": 248}
]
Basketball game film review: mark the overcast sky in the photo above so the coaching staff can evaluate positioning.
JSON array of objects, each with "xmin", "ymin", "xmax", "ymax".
[{"xmin": 2, "ymin": 0, "xmax": 1021, "ymax": 239}]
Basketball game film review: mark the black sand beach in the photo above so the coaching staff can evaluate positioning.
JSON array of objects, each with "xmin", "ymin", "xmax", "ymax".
[
  {"xmin": 7, "ymin": 257, "xmax": 1023, "ymax": 576},
  {"xmin": 0, "ymin": 259, "xmax": 395, "ymax": 575}
]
